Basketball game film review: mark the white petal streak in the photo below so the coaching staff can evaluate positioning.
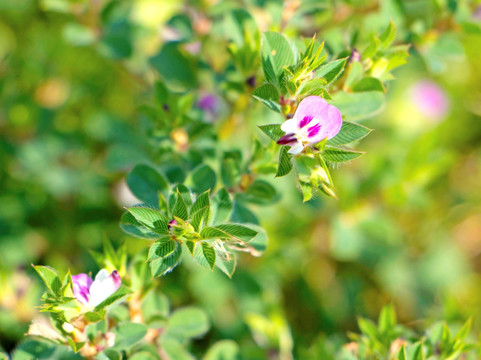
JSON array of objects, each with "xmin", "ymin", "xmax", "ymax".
[
  {"xmin": 287, "ymin": 141, "xmax": 304, "ymax": 155},
  {"xmin": 88, "ymin": 269, "xmax": 121, "ymax": 307},
  {"xmin": 280, "ymin": 119, "xmax": 298, "ymax": 134}
]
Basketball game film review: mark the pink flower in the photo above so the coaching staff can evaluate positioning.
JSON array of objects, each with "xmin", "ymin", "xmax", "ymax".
[
  {"xmin": 410, "ymin": 80, "xmax": 450, "ymax": 121},
  {"xmin": 72, "ymin": 269, "xmax": 121, "ymax": 308},
  {"xmin": 474, "ymin": 5, "xmax": 481, "ymax": 20},
  {"xmin": 277, "ymin": 96, "xmax": 342, "ymax": 155}
]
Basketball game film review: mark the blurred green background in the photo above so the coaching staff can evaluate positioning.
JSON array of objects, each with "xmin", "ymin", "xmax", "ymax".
[{"xmin": 1, "ymin": 0, "xmax": 481, "ymax": 358}]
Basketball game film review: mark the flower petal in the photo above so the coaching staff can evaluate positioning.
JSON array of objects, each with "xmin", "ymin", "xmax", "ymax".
[
  {"xmin": 294, "ymin": 96, "xmax": 330, "ymax": 124},
  {"xmin": 280, "ymin": 119, "xmax": 299, "ymax": 134},
  {"xmin": 88, "ymin": 269, "xmax": 121, "ymax": 307},
  {"xmin": 294, "ymin": 96, "xmax": 342, "ymax": 142},
  {"xmin": 71, "ymin": 273, "xmax": 93, "ymax": 305},
  {"xmin": 323, "ymin": 104, "xmax": 343, "ymax": 139},
  {"xmin": 287, "ymin": 141, "xmax": 304, "ymax": 155}
]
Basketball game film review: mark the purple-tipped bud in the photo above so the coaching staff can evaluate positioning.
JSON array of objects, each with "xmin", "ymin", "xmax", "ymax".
[
  {"xmin": 350, "ymin": 48, "xmax": 360, "ymax": 63},
  {"xmin": 197, "ymin": 94, "xmax": 219, "ymax": 114},
  {"xmin": 246, "ymin": 76, "xmax": 256, "ymax": 88},
  {"xmin": 110, "ymin": 270, "xmax": 121, "ymax": 288},
  {"xmin": 474, "ymin": 5, "xmax": 481, "ymax": 20},
  {"xmin": 277, "ymin": 133, "xmax": 297, "ymax": 145},
  {"xmin": 168, "ymin": 219, "xmax": 178, "ymax": 228}
]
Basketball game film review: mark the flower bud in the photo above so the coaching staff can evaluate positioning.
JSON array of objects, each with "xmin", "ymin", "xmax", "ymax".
[{"xmin": 62, "ymin": 322, "xmax": 74, "ymax": 333}]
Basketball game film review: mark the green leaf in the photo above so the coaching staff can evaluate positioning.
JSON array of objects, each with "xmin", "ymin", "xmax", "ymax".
[
  {"xmin": 352, "ymin": 77, "xmax": 385, "ymax": 92},
  {"xmin": 315, "ymin": 58, "xmax": 348, "ymax": 84},
  {"xmin": 120, "ymin": 212, "xmax": 159, "ymax": 239},
  {"xmin": 331, "ymin": 91, "xmax": 385, "ymax": 121},
  {"xmin": 150, "ymin": 43, "xmax": 197, "ymax": 92},
  {"xmin": 240, "ymin": 180, "xmax": 278, "ymax": 205},
  {"xmin": 203, "ymin": 340, "xmax": 240, "ymax": 360},
  {"xmin": 322, "ymin": 147, "xmax": 365, "ymax": 162},
  {"xmin": 252, "ymin": 83, "xmax": 281, "ymax": 113},
  {"xmin": 298, "ymin": 155, "xmax": 337, "ymax": 199},
  {"xmin": 67, "ymin": 338, "xmax": 84, "ymax": 353},
  {"xmin": 154, "ymin": 80, "xmax": 169, "ymax": 104},
  {"xmin": 258, "ymin": 124, "xmax": 283, "ymax": 141},
  {"xmin": 174, "ymin": 184, "xmax": 193, "ymax": 207},
  {"xmin": 299, "ymin": 180, "xmax": 313, "ymax": 202},
  {"xmin": 94, "ymin": 285, "xmax": 133, "ymax": 311},
  {"xmin": 220, "ymin": 158, "xmax": 240, "ymax": 188},
  {"xmin": 454, "ymin": 318, "xmax": 472, "ymax": 341},
  {"xmin": 215, "ymin": 252, "xmax": 237, "ymax": 278},
  {"xmin": 128, "ymin": 351, "xmax": 157, "ymax": 360},
  {"xmin": 32, "ymin": 265, "xmax": 62, "ymax": 297},
  {"xmin": 276, "ymin": 146, "xmax": 293, "ymax": 177},
  {"xmin": 261, "ymin": 32, "xmax": 295, "ymax": 87},
  {"xmin": 191, "ymin": 165, "xmax": 217, "ymax": 194},
  {"xmin": 166, "ymin": 307, "xmax": 210, "ymax": 340},
  {"xmin": 231, "ymin": 201, "xmax": 259, "ymax": 224},
  {"xmin": 192, "ymin": 241, "xmax": 211, "ymax": 269},
  {"xmin": 148, "ymin": 239, "xmax": 177, "ymax": 261},
  {"xmin": 345, "ymin": 61, "xmax": 364, "ymax": 89},
  {"xmin": 212, "ymin": 189, "xmax": 233, "ymax": 224},
  {"xmin": 112, "ymin": 323, "xmax": 148, "ymax": 350},
  {"xmin": 407, "ymin": 342, "xmax": 423, "ymax": 360},
  {"xmin": 95, "ymin": 348, "xmax": 122, "ymax": 360},
  {"xmin": 141, "ymin": 288, "xmax": 170, "ymax": 323},
  {"xmin": 364, "ymin": 35, "xmax": 380, "ymax": 59},
  {"xmin": 127, "ymin": 206, "xmax": 169, "ymax": 235},
  {"xmin": 201, "ymin": 243, "xmax": 216, "ymax": 270},
  {"xmin": 161, "ymin": 338, "xmax": 195, "ymax": 360},
  {"xmin": 327, "ymin": 121, "xmax": 372, "ymax": 146},
  {"xmin": 172, "ymin": 192, "xmax": 188, "ymax": 221},
  {"xmin": 358, "ymin": 318, "xmax": 379, "ymax": 339},
  {"xmin": 378, "ymin": 304, "xmax": 396, "ymax": 334},
  {"xmin": 248, "ymin": 224, "xmax": 268, "ymax": 253},
  {"xmin": 191, "ymin": 206, "xmax": 211, "ymax": 232},
  {"xmin": 379, "ymin": 21, "xmax": 396, "ymax": 50},
  {"xmin": 150, "ymin": 242, "xmax": 182, "ymax": 277},
  {"xmin": 84, "ymin": 310, "xmax": 107, "ymax": 322},
  {"xmin": 126, "ymin": 164, "xmax": 169, "ymax": 206},
  {"xmin": 191, "ymin": 191, "xmax": 210, "ymax": 214},
  {"xmin": 397, "ymin": 345, "xmax": 407, "ymax": 360},
  {"xmin": 298, "ymin": 78, "xmax": 329, "ymax": 97},
  {"xmin": 185, "ymin": 241, "xmax": 195, "ymax": 255},
  {"xmin": 201, "ymin": 224, "xmax": 257, "ymax": 242}
]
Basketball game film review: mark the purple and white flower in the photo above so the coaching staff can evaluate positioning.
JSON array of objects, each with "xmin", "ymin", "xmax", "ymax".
[
  {"xmin": 197, "ymin": 94, "xmax": 220, "ymax": 121},
  {"xmin": 72, "ymin": 269, "xmax": 121, "ymax": 308},
  {"xmin": 277, "ymin": 96, "xmax": 342, "ymax": 155}
]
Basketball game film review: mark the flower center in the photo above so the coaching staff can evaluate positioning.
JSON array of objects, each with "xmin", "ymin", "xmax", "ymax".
[{"xmin": 296, "ymin": 127, "xmax": 311, "ymax": 143}]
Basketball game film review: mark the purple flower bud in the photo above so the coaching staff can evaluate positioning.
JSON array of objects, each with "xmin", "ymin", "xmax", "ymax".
[
  {"xmin": 278, "ymin": 96, "xmax": 342, "ymax": 155},
  {"xmin": 409, "ymin": 80, "xmax": 450, "ymax": 121},
  {"xmin": 474, "ymin": 5, "xmax": 481, "ymax": 20},
  {"xmin": 246, "ymin": 76, "xmax": 256, "ymax": 88},
  {"xmin": 350, "ymin": 48, "xmax": 361, "ymax": 63},
  {"xmin": 168, "ymin": 219, "xmax": 178, "ymax": 228}
]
